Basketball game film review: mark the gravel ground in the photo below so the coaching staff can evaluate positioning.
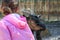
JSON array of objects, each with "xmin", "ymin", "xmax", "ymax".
[{"xmin": 42, "ymin": 22, "xmax": 60, "ymax": 40}]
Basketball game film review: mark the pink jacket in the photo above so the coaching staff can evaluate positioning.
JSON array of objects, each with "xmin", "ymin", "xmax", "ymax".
[{"xmin": 0, "ymin": 14, "xmax": 35, "ymax": 40}]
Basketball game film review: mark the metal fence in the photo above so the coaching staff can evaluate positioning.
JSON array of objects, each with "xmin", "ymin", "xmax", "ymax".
[{"xmin": 18, "ymin": 0, "xmax": 60, "ymax": 21}]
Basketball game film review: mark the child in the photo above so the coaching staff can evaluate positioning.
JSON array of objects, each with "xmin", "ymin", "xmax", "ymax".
[{"xmin": 0, "ymin": 6, "xmax": 35, "ymax": 40}]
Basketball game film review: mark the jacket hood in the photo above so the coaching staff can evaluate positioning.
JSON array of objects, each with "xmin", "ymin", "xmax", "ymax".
[{"xmin": 3, "ymin": 14, "xmax": 26, "ymax": 29}]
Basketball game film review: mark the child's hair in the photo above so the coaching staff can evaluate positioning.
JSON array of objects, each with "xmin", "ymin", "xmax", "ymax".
[
  {"xmin": 3, "ymin": 7, "xmax": 12, "ymax": 15},
  {"xmin": 9, "ymin": 2, "xmax": 19, "ymax": 13}
]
